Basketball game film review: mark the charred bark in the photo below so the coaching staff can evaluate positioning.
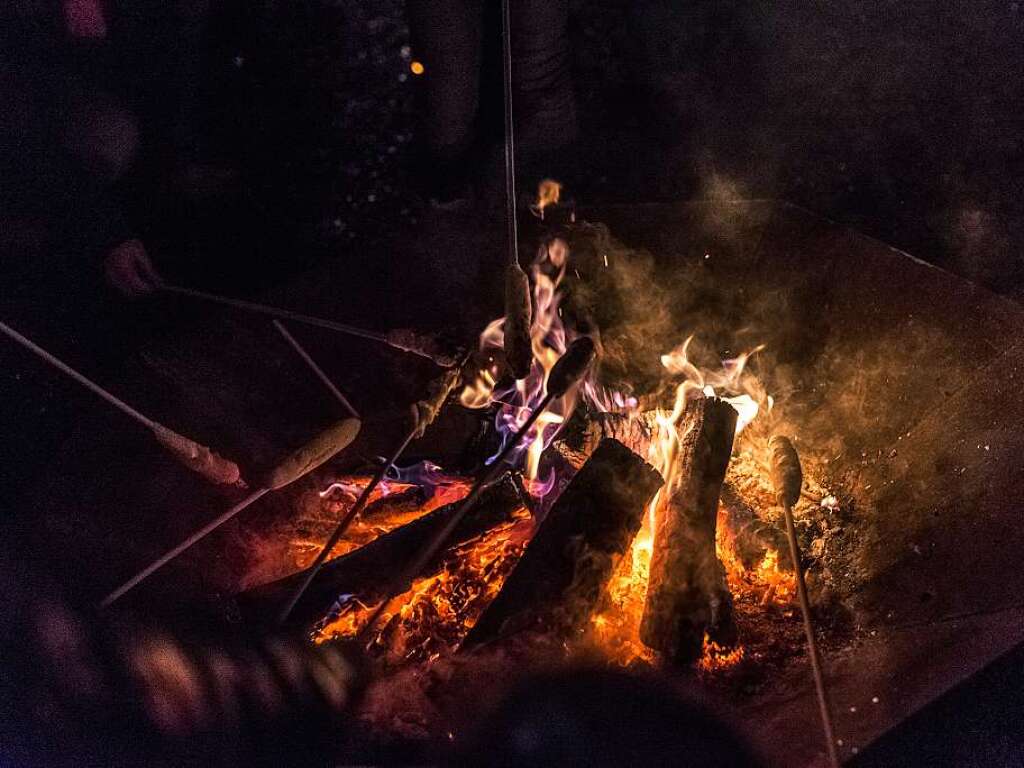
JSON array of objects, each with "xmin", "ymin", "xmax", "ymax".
[
  {"xmin": 582, "ymin": 411, "xmax": 658, "ymax": 458},
  {"xmin": 640, "ymin": 396, "xmax": 738, "ymax": 664},
  {"xmin": 239, "ymin": 476, "xmax": 521, "ymax": 629},
  {"xmin": 462, "ymin": 439, "xmax": 663, "ymax": 649},
  {"xmin": 361, "ymin": 485, "xmax": 428, "ymax": 517}
]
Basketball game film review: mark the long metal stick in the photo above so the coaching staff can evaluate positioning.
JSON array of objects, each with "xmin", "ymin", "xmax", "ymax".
[
  {"xmin": 277, "ymin": 412, "xmax": 419, "ymax": 625},
  {"xmin": 1, "ymin": 319, "xmax": 241, "ymax": 485},
  {"xmin": 781, "ymin": 500, "xmax": 842, "ymax": 768},
  {"xmin": 1, "ymin": 320, "xmax": 159, "ymax": 431},
  {"xmin": 165, "ymin": 284, "xmax": 450, "ymax": 369},
  {"xmin": 356, "ymin": 392, "xmax": 553, "ymax": 642},
  {"xmin": 166, "ymin": 288, "xmax": 452, "ymax": 370},
  {"xmin": 164, "ymin": 284, "xmax": 387, "ymax": 342},
  {"xmin": 273, "ymin": 320, "xmax": 359, "ymax": 419},
  {"xmin": 100, "ymin": 488, "xmax": 269, "ymax": 607},
  {"xmin": 501, "ymin": 0, "xmax": 519, "ymax": 268}
]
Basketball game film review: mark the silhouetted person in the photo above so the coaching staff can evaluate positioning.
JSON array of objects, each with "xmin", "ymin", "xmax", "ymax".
[{"xmin": 405, "ymin": 0, "xmax": 577, "ymax": 207}]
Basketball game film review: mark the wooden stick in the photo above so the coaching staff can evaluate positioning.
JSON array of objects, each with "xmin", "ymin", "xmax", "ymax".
[
  {"xmin": 770, "ymin": 436, "xmax": 841, "ymax": 768},
  {"xmin": 0, "ymin": 319, "xmax": 241, "ymax": 485},
  {"xmin": 273, "ymin": 320, "xmax": 359, "ymax": 419}
]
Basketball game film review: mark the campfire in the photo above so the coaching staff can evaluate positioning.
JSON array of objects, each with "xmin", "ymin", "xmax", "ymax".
[{"xmin": 239, "ymin": 193, "xmax": 851, "ymax": 745}]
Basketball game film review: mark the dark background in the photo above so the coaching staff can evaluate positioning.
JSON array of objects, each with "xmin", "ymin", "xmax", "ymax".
[
  {"xmin": 2, "ymin": 0, "xmax": 1022, "ymax": 533},
  {"xmin": 167, "ymin": 0, "xmax": 1021, "ymax": 295},
  {"xmin": 4, "ymin": 0, "xmax": 1023, "ymax": 306}
]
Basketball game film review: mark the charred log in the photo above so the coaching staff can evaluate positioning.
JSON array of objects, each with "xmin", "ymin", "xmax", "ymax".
[
  {"xmin": 584, "ymin": 413, "xmax": 789, "ymax": 572},
  {"xmin": 240, "ymin": 476, "xmax": 521, "ymax": 629},
  {"xmin": 640, "ymin": 396, "xmax": 738, "ymax": 664},
  {"xmin": 361, "ymin": 485, "xmax": 428, "ymax": 517},
  {"xmin": 582, "ymin": 411, "xmax": 657, "ymax": 458},
  {"xmin": 462, "ymin": 439, "xmax": 663, "ymax": 649}
]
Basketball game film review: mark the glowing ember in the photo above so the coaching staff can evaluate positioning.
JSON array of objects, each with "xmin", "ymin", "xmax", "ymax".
[
  {"xmin": 294, "ymin": 475, "xmax": 470, "ymax": 570},
  {"xmin": 300, "ymin": 200, "xmax": 821, "ymax": 693},
  {"xmin": 698, "ymin": 637, "xmax": 746, "ymax": 674},
  {"xmin": 313, "ymin": 506, "xmax": 533, "ymax": 662}
]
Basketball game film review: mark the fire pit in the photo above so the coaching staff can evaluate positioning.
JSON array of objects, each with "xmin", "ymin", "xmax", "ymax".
[
  {"xmin": 220, "ymin": 199, "xmax": 1024, "ymax": 763},
  {"xmin": 34, "ymin": 199, "xmax": 1024, "ymax": 765}
]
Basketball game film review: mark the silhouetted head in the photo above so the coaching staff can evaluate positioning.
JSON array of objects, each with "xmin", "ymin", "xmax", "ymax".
[{"xmin": 454, "ymin": 667, "xmax": 763, "ymax": 767}]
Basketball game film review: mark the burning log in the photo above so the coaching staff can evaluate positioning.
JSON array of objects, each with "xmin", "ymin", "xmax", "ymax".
[
  {"xmin": 361, "ymin": 485, "xmax": 427, "ymax": 517},
  {"xmin": 462, "ymin": 438, "xmax": 663, "ymax": 648},
  {"xmin": 240, "ymin": 476, "xmax": 522, "ymax": 629},
  {"xmin": 354, "ymin": 337, "xmax": 598, "ymax": 640},
  {"xmin": 640, "ymin": 396, "xmax": 738, "ymax": 664},
  {"xmin": 583, "ymin": 411, "xmax": 658, "ymax": 457},
  {"xmin": 583, "ymin": 413, "xmax": 789, "ymax": 572}
]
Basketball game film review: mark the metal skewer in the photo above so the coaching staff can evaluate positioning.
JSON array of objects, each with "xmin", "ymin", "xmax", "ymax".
[
  {"xmin": 278, "ymin": 359, "xmax": 469, "ymax": 625},
  {"xmin": 163, "ymin": 284, "xmax": 452, "ymax": 366},
  {"xmin": 770, "ymin": 435, "xmax": 841, "ymax": 768},
  {"xmin": 165, "ymin": 284, "xmax": 386, "ymax": 343},
  {"xmin": 273, "ymin": 320, "xmax": 359, "ymax": 419},
  {"xmin": 502, "ymin": 0, "xmax": 520, "ymax": 270},
  {"xmin": 500, "ymin": 0, "xmax": 534, "ymax": 380},
  {"xmin": 100, "ymin": 487, "xmax": 270, "ymax": 607},
  {"xmin": 0, "ymin": 319, "xmax": 240, "ymax": 486}
]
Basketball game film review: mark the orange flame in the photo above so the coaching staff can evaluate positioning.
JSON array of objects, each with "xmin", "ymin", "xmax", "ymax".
[
  {"xmin": 592, "ymin": 334, "xmax": 774, "ymax": 665},
  {"xmin": 531, "ymin": 179, "xmax": 562, "ymax": 219},
  {"xmin": 458, "ymin": 237, "xmax": 589, "ymax": 497}
]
